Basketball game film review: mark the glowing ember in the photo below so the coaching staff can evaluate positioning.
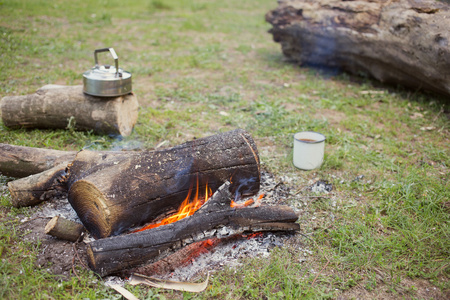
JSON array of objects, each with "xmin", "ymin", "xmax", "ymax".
[
  {"xmin": 231, "ymin": 193, "xmax": 264, "ymax": 208},
  {"xmin": 243, "ymin": 232, "xmax": 264, "ymax": 239},
  {"xmin": 134, "ymin": 178, "xmax": 212, "ymax": 232}
]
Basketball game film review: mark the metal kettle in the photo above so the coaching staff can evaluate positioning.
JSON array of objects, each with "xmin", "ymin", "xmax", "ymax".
[{"xmin": 83, "ymin": 48, "xmax": 132, "ymax": 97}]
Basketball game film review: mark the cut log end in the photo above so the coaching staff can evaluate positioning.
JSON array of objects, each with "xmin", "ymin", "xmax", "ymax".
[
  {"xmin": 116, "ymin": 93, "xmax": 140, "ymax": 137},
  {"xmin": 68, "ymin": 180, "xmax": 112, "ymax": 239},
  {"xmin": 86, "ymin": 246, "xmax": 98, "ymax": 272}
]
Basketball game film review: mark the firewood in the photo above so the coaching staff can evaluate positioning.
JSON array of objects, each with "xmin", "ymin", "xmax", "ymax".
[
  {"xmin": 0, "ymin": 143, "xmax": 76, "ymax": 178},
  {"xmin": 86, "ymin": 205, "xmax": 299, "ymax": 276},
  {"xmin": 0, "ymin": 85, "xmax": 139, "ymax": 136},
  {"xmin": 44, "ymin": 216, "xmax": 85, "ymax": 242},
  {"xmin": 266, "ymin": 0, "xmax": 450, "ymax": 97},
  {"xmin": 65, "ymin": 129, "xmax": 261, "ymax": 239},
  {"xmin": 7, "ymin": 163, "xmax": 68, "ymax": 208}
]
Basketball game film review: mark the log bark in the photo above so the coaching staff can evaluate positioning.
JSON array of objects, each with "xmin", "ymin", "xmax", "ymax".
[
  {"xmin": 1, "ymin": 85, "xmax": 139, "ymax": 136},
  {"xmin": 266, "ymin": 0, "xmax": 450, "ymax": 97},
  {"xmin": 45, "ymin": 216, "xmax": 85, "ymax": 242},
  {"xmin": 7, "ymin": 163, "xmax": 68, "ymax": 207},
  {"xmin": 65, "ymin": 129, "xmax": 261, "ymax": 239},
  {"xmin": 87, "ymin": 204, "xmax": 299, "ymax": 276},
  {"xmin": 0, "ymin": 143, "xmax": 76, "ymax": 178}
]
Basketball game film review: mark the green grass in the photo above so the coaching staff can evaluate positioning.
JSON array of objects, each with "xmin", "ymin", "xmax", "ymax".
[{"xmin": 1, "ymin": 0, "xmax": 449, "ymax": 299}]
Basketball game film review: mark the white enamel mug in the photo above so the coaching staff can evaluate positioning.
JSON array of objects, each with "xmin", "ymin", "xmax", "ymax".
[{"xmin": 293, "ymin": 131, "xmax": 326, "ymax": 170}]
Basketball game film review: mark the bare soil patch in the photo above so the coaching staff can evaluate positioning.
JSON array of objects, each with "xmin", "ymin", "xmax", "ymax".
[{"xmin": 19, "ymin": 216, "xmax": 87, "ymax": 280}]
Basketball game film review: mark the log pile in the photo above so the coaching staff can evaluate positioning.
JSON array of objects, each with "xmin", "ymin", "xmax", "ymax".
[
  {"xmin": 0, "ymin": 129, "xmax": 300, "ymax": 276},
  {"xmin": 266, "ymin": 0, "xmax": 450, "ymax": 97}
]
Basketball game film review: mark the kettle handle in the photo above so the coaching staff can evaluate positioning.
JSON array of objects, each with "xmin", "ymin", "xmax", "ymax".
[{"xmin": 94, "ymin": 48, "xmax": 119, "ymax": 75}]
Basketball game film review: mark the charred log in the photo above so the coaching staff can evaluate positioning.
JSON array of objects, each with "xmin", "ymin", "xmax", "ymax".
[
  {"xmin": 87, "ymin": 204, "xmax": 299, "ymax": 276},
  {"xmin": 65, "ymin": 129, "xmax": 261, "ymax": 239},
  {"xmin": 7, "ymin": 163, "xmax": 68, "ymax": 208},
  {"xmin": 266, "ymin": 0, "xmax": 450, "ymax": 97}
]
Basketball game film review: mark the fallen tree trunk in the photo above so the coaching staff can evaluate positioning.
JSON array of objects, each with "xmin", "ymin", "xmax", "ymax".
[
  {"xmin": 1, "ymin": 85, "xmax": 139, "ymax": 136},
  {"xmin": 65, "ymin": 129, "xmax": 261, "ymax": 239},
  {"xmin": 266, "ymin": 0, "xmax": 450, "ymax": 97},
  {"xmin": 0, "ymin": 143, "xmax": 76, "ymax": 178},
  {"xmin": 87, "ymin": 204, "xmax": 299, "ymax": 276}
]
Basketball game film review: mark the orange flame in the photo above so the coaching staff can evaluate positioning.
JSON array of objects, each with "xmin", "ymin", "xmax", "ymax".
[
  {"xmin": 134, "ymin": 178, "xmax": 212, "ymax": 232},
  {"xmin": 231, "ymin": 193, "xmax": 264, "ymax": 208},
  {"xmin": 133, "ymin": 181, "xmax": 265, "ymax": 233}
]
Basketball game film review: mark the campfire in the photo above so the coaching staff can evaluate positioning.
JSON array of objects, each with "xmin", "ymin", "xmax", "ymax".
[
  {"xmin": 1, "ymin": 129, "xmax": 299, "ymax": 280},
  {"xmin": 133, "ymin": 176, "xmax": 213, "ymax": 233}
]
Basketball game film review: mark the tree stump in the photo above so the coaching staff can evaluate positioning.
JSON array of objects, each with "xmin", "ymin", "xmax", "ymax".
[
  {"xmin": 1, "ymin": 85, "xmax": 139, "ymax": 136},
  {"xmin": 266, "ymin": 0, "xmax": 450, "ymax": 97}
]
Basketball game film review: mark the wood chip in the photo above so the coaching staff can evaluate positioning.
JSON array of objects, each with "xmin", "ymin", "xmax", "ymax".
[
  {"xmin": 129, "ymin": 273, "xmax": 209, "ymax": 293},
  {"xmin": 106, "ymin": 284, "xmax": 140, "ymax": 300}
]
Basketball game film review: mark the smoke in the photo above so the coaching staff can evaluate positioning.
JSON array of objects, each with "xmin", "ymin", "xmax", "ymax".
[
  {"xmin": 233, "ymin": 176, "xmax": 257, "ymax": 201},
  {"xmin": 164, "ymin": 155, "xmax": 195, "ymax": 195},
  {"xmin": 81, "ymin": 135, "xmax": 144, "ymax": 151}
]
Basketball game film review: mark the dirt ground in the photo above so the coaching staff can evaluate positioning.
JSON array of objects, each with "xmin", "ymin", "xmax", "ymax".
[
  {"xmin": 19, "ymin": 216, "xmax": 88, "ymax": 280},
  {"xmin": 337, "ymin": 278, "xmax": 450, "ymax": 300}
]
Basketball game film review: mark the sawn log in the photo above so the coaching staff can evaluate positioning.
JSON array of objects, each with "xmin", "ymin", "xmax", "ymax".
[
  {"xmin": 1, "ymin": 85, "xmax": 139, "ymax": 136},
  {"xmin": 45, "ymin": 216, "xmax": 85, "ymax": 242}
]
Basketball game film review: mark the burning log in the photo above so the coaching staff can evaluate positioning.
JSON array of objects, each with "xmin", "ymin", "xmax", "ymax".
[
  {"xmin": 45, "ymin": 216, "xmax": 85, "ymax": 242},
  {"xmin": 0, "ymin": 85, "xmax": 139, "ymax": 136},
  {"xmin": 0, "ymin": 143, "xmax": 76, "ymax": 178},
  {"xmin": 87, "ymin": 203, "xmax": 299, "ymax": 276},
  {"xmin": 65, "ymin": 129, "xmax": 261, "ymax": 239},
  {"xmin": 266, "ymin": 0, "xmax": 450, "ymax": 97}
]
